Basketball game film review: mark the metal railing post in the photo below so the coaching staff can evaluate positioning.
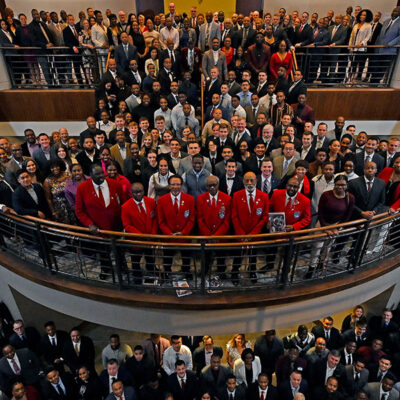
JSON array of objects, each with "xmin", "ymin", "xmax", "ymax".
[
  {"xmin": 280, "ymin": 236, "xmax": 295, "ymax": 287},
  {"xmin": 350, "ymin": 220, "xmax": 371, "ymax": 271},
  {"xmin": 111, "ymin": 238, "xmax": 124, "ymax": 289},
  {"xmin": 200, "ymin": 241, "xmax": 206, "ymax": 295},
  {"xmin": 35, "ymin": 222, "xmax": 53, "ymax": 271}
]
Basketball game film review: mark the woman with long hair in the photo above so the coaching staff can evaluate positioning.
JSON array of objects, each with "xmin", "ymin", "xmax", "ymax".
[
  {"xmin": 79, "ymin": 19, "xmax": 96, "ymax": 85},
  {"xmin": 106, "ymin": 161, "xmax": 131, "ymax": 200},
  {"xmin": 147, "ymin": 157, "xmax": 173, "ymax": 200},
  {"xmin": 54, "ymin": 142, "xmax": 74, "ymax": 173},
  {"xmin": 226, "ymin": 333, "xmax": 252, "ymax": 369},
  {"xmin": 269, "ymin": 39, "xmax": 293, "ymax": 81},
  {"xmin": 327, "ymin": 139, "xmax": 344, "ymax": 173},
  {"xmin": 22, "ymin": 159, "xmax": 43, "ymax": 184},
  {"xmin": 341, "ymin": 305, "xmax": 365, "ymax": 332}
]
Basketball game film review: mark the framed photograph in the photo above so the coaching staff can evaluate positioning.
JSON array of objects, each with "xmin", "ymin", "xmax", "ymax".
[{"xmin": 269, "ymin": 212, "xmax": 286, "ymax": 232}]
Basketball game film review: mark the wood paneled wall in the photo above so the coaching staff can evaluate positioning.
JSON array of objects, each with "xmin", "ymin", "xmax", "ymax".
[{"xmin": 0, "ymin": 88, "xmax": 399, "ymax": 122}]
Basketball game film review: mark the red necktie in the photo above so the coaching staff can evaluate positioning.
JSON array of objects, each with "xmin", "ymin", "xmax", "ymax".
[
  {"xmin": 257, "ymin": 127, "xmax": 261, "ymax": 137},
  {"xmin": 181, "ymin": 378, "xmax": 185, "ymax": 389},
  {"xmin": 73, "ymin": 27, "xmax": 78, "ymax": 40},
  {"xmin": 212, "ymin": 198, "xmax": 216, "ymax": 207},
  {"xmin": 285, "ymin": 198, "xmax": 292, "ymax": 212},
  {"xmin": 211, "ymin": 106, "xmax": 215, "ymax": 117},
  {"xmin": 367, "ymin": 181, "xmax": 372, "ymax": 192},
  {"xmin": 97, "ymin": 185, "xmax": 105, "ymax": 206},
  {"xmin": 299, "ymin": 25, "xmax": 304, "ymax": 33},
  {"xmin": 137, "ymin": 201, "xmax": 146, "ymax": 224},
  {"xmin": 260, "ymin": 391, "xmax": 264, "ymax": 400},
  {"xmin": 174, "ymin": 197, "xmax": 179, "ymax": 214},
  {"xmin": 11, "ymin": 359, "xmax": 21, "ymax": 374},
  {"xmin": 249, "ymin": 194, "xmax": 254, "ymax": 212}
]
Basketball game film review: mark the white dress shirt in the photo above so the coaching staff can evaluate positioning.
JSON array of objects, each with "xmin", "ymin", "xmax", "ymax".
[{"xmin": 92, "ymin": 180, "xmax": 110, "ymax": 207}]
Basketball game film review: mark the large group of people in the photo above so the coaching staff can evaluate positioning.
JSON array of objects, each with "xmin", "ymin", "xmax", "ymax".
[
  {"xmin": 0, "ymin": 4, "xmax": 399, "ymax": 86},
  {"xmin": 0, "ymin": 307, "xmax": 398, "ymax": 400}
]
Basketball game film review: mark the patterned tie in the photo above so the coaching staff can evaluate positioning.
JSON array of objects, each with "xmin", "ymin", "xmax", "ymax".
[
  {"xmin": 74, "ymin": 343, "xmax": 80, "ymax": 356},
  {"xmin": 263, "ymin": 178, "xmax": 270, "ymax": 194},
  {"xmin": 367, "ymin": 181, "xmax": 372, "ymax": 192},
  {"xmin": 51, "ymin": 337, "xmax": 56, "ymax": 346},
  {"xmin": 181, "ymin": 378, "xmax": 185, "ymax": 390},
  {"xmin": 249, "ymin": 194, "xmax": 254, "ymax": 212},
  {"xmin": 11, "ymin": 359, "xmax": 21, "ymax": 375},
  {"xmin": 283, "ymin": 159, "xmax": 289, "ymax": 175}
]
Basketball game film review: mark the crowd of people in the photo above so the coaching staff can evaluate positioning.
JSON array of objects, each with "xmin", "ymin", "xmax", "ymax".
[
  {"xmin": 0, "ymin": 4, "xmax": 399, "ymax": 86},
  {"xmin": 0, "ymin": 307, "xmax": 398, "ymax": 399}
]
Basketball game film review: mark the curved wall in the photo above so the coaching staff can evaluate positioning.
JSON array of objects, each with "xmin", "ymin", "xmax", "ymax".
[{"xmin": 1, "ymin": 264, "xmax": 400, "ymax": 334}]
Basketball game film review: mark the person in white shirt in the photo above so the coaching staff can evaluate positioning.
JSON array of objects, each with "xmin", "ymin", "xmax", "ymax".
[
  {"xmin": 312, "ymin": 161, "xmax": 335, "ymax": 212},
  {"xmin": 163, "ymin": 335, "xmax": 193, "ymax": 375},
  {"xmin": 160, "ymin": 17, "xmax": 179, "ymax": 49}
]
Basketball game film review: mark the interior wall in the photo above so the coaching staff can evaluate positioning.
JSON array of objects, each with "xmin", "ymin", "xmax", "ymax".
[
  {"xmin": 263, "ymin": 0, "xmax": 397, "ymax": 20},
  {"xmin": 8, "ymin": 0, "xmax": 136, "ymax": 19}
]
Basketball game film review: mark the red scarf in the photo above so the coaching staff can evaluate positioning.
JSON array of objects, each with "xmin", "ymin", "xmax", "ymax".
[{"xmin": 295, "ymin": 174, "xmax": 310, "ymax": 195}]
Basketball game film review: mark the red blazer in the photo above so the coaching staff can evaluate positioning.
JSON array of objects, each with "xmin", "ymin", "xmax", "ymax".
[
  {"xmin": 247, "ymin": 43, "xmax": 271, "ymax": 73},
  {"xmin": 292, "ymin": 103, "xmax": 316, "ymax": 125},
  {"xmin": 269, "ymin": 189, "xmax": 311, "ymax": 231},
  {"xmin": 75, "ymin": 178, "xmax": 124, "ymax": 231},
  {"xmin": 269, "ymin": 51, "xmax": 293, "ymax": 80},
  {"xmin": 121, "ymin": 197, "xmax": 158, "ymax": 234},
  {"xmin": 197, "ymin": 191, "xmax": 231, "ymax": 236},
  {"xmin": 379, "ymin": 167, "xmax": 400, "ymax": 208},
  {"xmin": 231, "ymin": 189, "xmax": 269, "ymax": 235},
  {"xmin": 157, "ymin": 192, "xmax": 195, "ymax": 235}
]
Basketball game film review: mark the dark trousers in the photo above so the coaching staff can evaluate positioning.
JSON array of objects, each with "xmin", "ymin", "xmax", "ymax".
[
  {"xmin": 130, "ymin": 248, "xmax": 155, "ymax": 281},
  {"xmin": 163, "ymin": 249, "xmax": 192, "ymax": 274}
]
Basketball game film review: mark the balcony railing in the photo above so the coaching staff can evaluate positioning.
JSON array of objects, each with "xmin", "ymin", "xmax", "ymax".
[{"xmin": 0, "ymin": 211, "xmax": 399, "ymax": 296}]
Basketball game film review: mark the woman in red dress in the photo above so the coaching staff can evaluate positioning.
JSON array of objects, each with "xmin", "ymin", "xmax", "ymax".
[{"xmin": 269, "ymin": 40, "xmax": 293, "ymax": 81}]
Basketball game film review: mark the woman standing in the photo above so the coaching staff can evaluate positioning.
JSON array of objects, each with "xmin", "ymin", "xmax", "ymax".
[
  {"xmin": 158, "ymin": 130, "xmax": 173, "ymax": 154},
  {"xmin": 222, "ymin": 37, "xmax": 234, "ymax": 70},
  {"xmin": 22, "ymin": 159, "xmax": 43, "ymax": 184},
  {"xmin": 226, "ymin": 333, "xmax": 252, "ymax": 369},
  {"xmin": 341, "ymin": 305, "xmax": 365, "ymax": 332},
  {"xmin": 107, "ymin": 14, "xmax": 121, "ymax": 48},
  {"xmin": 64, "ymin": 163, "xmax": 88, "ymax": 210},
  {"xmin": 147, "ymin": 157, "xmax": 173, "ymax": 200},
  {"xmin": 327, "ymin": 140, "xmax": 344, "ymax": 173},
  {"xmin": 43, "ymin": 159, "xmax": 75, "ymax": 224},
  {"xmin": 348, "ymin": 9, "xmax": 372, "ymax": 83},
  {"xmin": 233, "ymin": 348, "xmax": 262, "ymax": 387},
  {"xmin": 54, "ymin": 143, "xmax": 74, "ymax": 173},
  {"xmin": 379, "ymin": 156, "xmax": 400, "ymax": 207},
  {"xmin": 269, "ymin": 40, "xmax": 293, "ymax": 81},
  {"xmin": 79, "ymin": 19, "xmax": 96, "ymax": 85},
  {"xmin": 106, "ymin": 161, "xmax": 131, "ymax": 200}
]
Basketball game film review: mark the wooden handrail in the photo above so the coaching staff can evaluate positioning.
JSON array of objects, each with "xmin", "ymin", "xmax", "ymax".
[
  {"xmin": 200, "ymin": 74, "xmax": 205, "ymax": 130},
  {"xmin": 105, "ymin": 48, "xmax": 112, "ymax": 72}
]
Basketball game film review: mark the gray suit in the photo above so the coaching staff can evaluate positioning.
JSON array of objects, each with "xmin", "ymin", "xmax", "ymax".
[
  {"xmin": 178, "ymin": 156, "xmax": 212, "ymax": 175},
  {"xmin": 345, "ymin": 364, "xmax": 369, "ymax": 396},
  {"xmin": 202, "ymin": 49, "xmax": 228, "ymax": 81},
  {"xmin": 215, "ymin": 160, "xmax": 243, "ymax": 178},
  {"xmin": 363, "ymin": 382, "xmax": 399, "ymax": 400},
  {"xmin": 5, "ymin": 157, "xmax": 32, "ymax": 187},
  {"xmin": 198, "ymin": 22, "xmax": 221, "ymax": 51},
  {"xmin": 179, "ymin": 28, "xmax": 197, "ymax": 45},
  {"xmin": 376, "ymin": 18, "xmax": 400, "ymax": 53},
  {"xmin": 47, "ymin": 22, "xmax": 65, "ymax": 46},
  {"xmin": 328, "ymin": 24, "xmax": 348, "ymax": 45}
]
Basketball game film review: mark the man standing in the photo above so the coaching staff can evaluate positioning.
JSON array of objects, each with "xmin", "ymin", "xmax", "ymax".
[
  {"xmin": 157, "ymin": 175, "xmax": 195, "ymax": 280},
  {"xmin": 247, "ymin": 32, "xmax": 271, "ymax": 77},
  {"xmin": 355, "ymin": 136, "xmax": 385, "ymax": 176},
  {"xmin": 182, "ymin": 154, "xmax": 211, "ymax": 199},
  {"xmin": 115, "ymin": 32, "xmax": 138, "ymax": 72},
  {"xmin": 273, "ymin": 142, "xmax": 299, "ymax": 180},
  {"xmin": 202, "ymin": 38, "xmax": 228, "ymax": 81},
  {"xmin": 197, "ymin": 175, "xmax": 231, "ymax": 277},
  {"xmin": 269, "ymin": 177, "xmax": 311, "ymax": 232},
  {"xmin": 121, "ymin": 182, "xmax": 157, "ymax": 283},
  {"xmin": 231, "ymin": 172, "xmax": 269, "ymax": 285},
  {"xmin": 167, "ymin": 359, "xmax": 199, "ymax": 400},
  {"xmin": 199, "ymin": 11, "xmax": 221, "ymax": 51},
  {"xmin": 163, "ymin": 335, "xmax": 193, "ymax": 376}
]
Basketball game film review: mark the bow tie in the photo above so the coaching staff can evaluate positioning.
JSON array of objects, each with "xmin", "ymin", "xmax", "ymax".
[{"xmin": 227, "ymin": 177, "xmax": 234, "ymax": 180}]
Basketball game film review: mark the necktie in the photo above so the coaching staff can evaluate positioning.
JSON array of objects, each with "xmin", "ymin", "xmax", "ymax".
[
  {"xmin": 381, "ymin": 394, "xmax": 387, "ymax": 400},
  {"xmin": 326, "ymin": 330, "xmax": 330, "ymax": 340},
  {"xmin": 367, "ymin": 181, "xmax": 372, "ymax": 192},
  {"xmin": 355, "ymin": 373, "xmax": 359, "ymax": 382},
  {"xmin": 300, "ymin": 24, "xmax": 304, "ymax": 33},
  {"xmin": 74, "ymin": 343, "xmax": 80, "ymax": 356},
  {"xmin": 137, "ymin": 201, "xmax": 146, "ymax": 224},
  {"xmin": 285, "ymin": 198, "xmax": 292, "ymax": 212},
  {"xmin": 230, "ymin": 394, "xmax": 234, "ymax": 400},
  {"xmin": 170, "ymin": 50, "xmax": 175, "ymax": 63},
  {"xmin": 181, "ymin": 379, "xmax": 185, "ymax": 390},
  {"xmin": 212, "ymin": 197, "xmax": 216, "ymax": 207},
  {"xmin": 348, "ymin": 355, "xmax": 351, "ymax": 364},
  {"xmin": 185, "ymin": 117, "xmax": 189, "ymax": 125},
  {"xmin": 120, "ymin": 397, "xmax": 123, "ymax": 400},
  {"xmin": 253, "ymin": 107, "xmax": 257, "ymax": 118},
  {"xmin": 249, "ymin": 194, "xmax": 254, "ymax": 211},
  {"xmin": 57, "ymin": 384, "xmax": 66, "ymax": 398},
  {"xmin": 40, "ymin": 23, "xmax": 51, "ymax": 43},
  {"xmin": 73, "ymin": 27, "xmax": 78, "ymax": 40},
  {"xmin": 176, "ymin": 352, "xmax": 180, "ymax": 362},
  {"xmin": 242, "ymin": 28, "xmax": 248, "ymax": 47},
  {"xmin": 211, "ymin": 106, "xmax": 215, "ymax": 117},
  {"xmin": 174, "ymin": 197, "xmax": 179, "ymax": 214},
  {"xmin": 332, "ymin": 25, "xmax": 337, "ymax": 39},
  {"xmin": 385, "ymin": 20, "xmax": 393, "ymax": 34},
  {"xmin": 134, "ymin": 72, "xmax": 141, "ymax": 84},
  {"xmin": 283, "ymin": 159, "xmax": 289, "ymax": 175},
  {"xmin": 260, "ymin": 391, "xmax": 264, "ymax": 400},
  {"xmin": 51, "ymin": 337, "xmax": 56, "ymax": 346},
  {"xmin": 263, "ymin": 179, "xmax": 270, "ymax": 194},
  {"xmin": 97, "ymin": 185, "xmax": 105, "ymax": 206},
  {"xmin": 243, "ymin": 96, "xmax": 249, "ymax": 107},
  {"xmin": 124, "ymin": 45, "xmax": 128, "ymax": 57},
  {"xmin": 366, "ymin": 155, "xmax": 372, "ymax": 162},
  {"xmin": 11, "ymin": 359, "xmax": 20, "ymax": 374}
]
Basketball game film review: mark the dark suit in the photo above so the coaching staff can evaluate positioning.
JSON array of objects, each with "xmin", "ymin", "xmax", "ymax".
[
  {"xmin": 75, "ymin": 149, "xmax": 100, "ymax": 176},
  {"xmin": 200, "ymin": 365, "xmax": 232, "ymax": 397},
  {"xmin": 309, "ymin": 357, "xmax": 346, "ymax": 390},
  {"xmin": 293, "ymin": 24, "xmax": 313, "ymax": 46},
  {"xmin": 158, "ymin": 68, "xmax": 177, "ymax": 95},
  {"xmin": 40, "ymin": 371, "xmax": 78, "ymax": 399},
  {"xmin": 368, "ymin": 316, "xmax": 399, "ymax": 345},
  {"xmin": 33, "ymin": 147, "xmax": 56, "ymax": 177},
  {"xmin": 219, "ymin": 174, "xmax": 244, "ymax": 196},
  {"xmin": 124, "ymin": 69, "xmax": 145, "ymax": 87},
  {"xmin": 311, "ymin": 325, "xmax": 342, "ymax": 350},
  {"xmin": 63, "ymin": 25, "xmax": 84, "ymax": 85},
  {"xmin": 105, "ymin": 386, "xmax": 137, "ymax": 400},
  {"xmin": 254, "ymin": 335, "xmax": 284, "ymax": 377},
  {"xmin": 368, "ymin": 22, "xmax": 383, "ymax": 45},
  {"xmin": 342, "ymin": 329, "xmax": 368, "ymax": 348},
  {"xmin": 192, "ymin": 346, "xmax": 223, "ymax": 373},
  {"xmin": 354, "ymin": 151, "xmax": 385, "ymax": 176},
  {"xmin": 244, "ymin": 155, "xmax": 267, "ymax": 174},
  {"xmin": 115, "ymin": 44, "xmax": 138, "ymax": 72},
  {"xmin": 348, "ymin": 176, "xmax": 387, "ymax": 218},
  {"xmin": 12, "ymin": 183, "xmax": 51, "ymax": 218},
  {"xmin": 256, "ymin": 175, "xmax": 281, "ymax": 198},
  {"xmin": 0, "ymin": 348, "xmax": 41, "ymax": 393},
  {"xmin": 247, "ymin": 383, "xmax": 278, "ymax": 400},
  {"xmin": 344, "ymin": 364, "xmax": 369, "ymax": 397},
  {"xmin": 286, "ymin": 80, "xmax": 307, "ymax": 105},
  {"xmin": 228, "ymin": 81, "xmax": 241, "ymax": 96},
  {"xmin": 277, "ymin": 378, "xmax": 308, "ymax": 400},
  {"xmin": 181, "ymin": 336, "xmax": 203, "ymax": 353},
  {"xmin": 236, "ymin": 27, "xmax": 256, "ymax": 50},
  {"xmin": 62, "ymin": 337, "xmax": 95, "ymax": 374},
  {"xmin": 40, "ymin": 330, "xmax": 69, "ymax": 367},
  {"xmin": 297, "ymin": 146, "xmax": 316, "ymax": 163},
  {"xmin": 219, "ymin": 384, "xmax": 246, "ymax": 400},
  {"xmin": 167, "ymin": 370, "xmax": 199, "ymax": 400},
  {"xmin": 326, "ymin": 24, "xmax": 350, "ymax": 82},
  {"xmin": 9, "ymin": 326, "xmax": 41, "ymax": 355},
  {"xmin": 159, "ymin": 49, "xmax": 181, "ymax": 76},
  {"xmin": 99, "ymin": 367, "xmax": 134, "ymax": 396},
  {"xmin": 204, "ymin": 79, "xmax": 222, "ymax": 107},
  {"xmin": 125, "ymin": 354, "xmax": 155, "ymax": 390}
]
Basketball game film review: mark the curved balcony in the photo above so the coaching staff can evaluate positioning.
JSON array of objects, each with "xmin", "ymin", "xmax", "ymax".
[{"xmin": 0, "ymin": 211, "xmax": 399, "ymax": 310}]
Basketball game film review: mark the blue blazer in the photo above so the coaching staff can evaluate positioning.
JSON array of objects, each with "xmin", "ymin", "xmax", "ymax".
[
  {"xmin": 377, "ymin": 18, "xmax": 400, "ymax": 53},
  {"xmin": 115, "ymin": 44, "xmax": 138, "ymax": 72},
  {"xmin": 105, "ymin": 386, "xmax": 137, "ymax": 400}
]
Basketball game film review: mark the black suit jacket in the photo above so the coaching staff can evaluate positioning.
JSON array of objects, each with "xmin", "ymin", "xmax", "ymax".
[
  {"xmin": 40, "ymin": 371, "xmax": 78, "ymax": 400},
  {"xmin": 12, "ymin": 184, "xmax": 51, "ymax": 218},
  {"xmin": 293, "ymin": 24, "xmax": 313, "ymax": 46},
  {"xmin": 159, "ymin": 49, "xmax": 181, "ymax": 75},
  {"xmin": 167, "ymin": 370, "xmax": 199, "ymax": 400},
  {"xmin": 354, "ymin": 151, "xmax": 385, "ymax": 176},
  {"xmin": 286, "ymin": 80, "xmax": 307, "ymax": 105},
  {"xmin": 62, "ymin": 336, "xmax": 95, "ymax": 374},
  {"xmin": 219, "ymin": 174, "xmax": 244, "ymax": 196},
  {"xmin": 0, "ymin": 348, "xmax": 42, "ymax": 392},
  {"xmin": 311, "ymin": 325, "xmax": 342, "ymax": 350},
  {"xmin": 63, "ymin": 25, "xmax": 80, "ymax": 52},
  {"xmin": 341, "ymin": 329, "xmax": 368, "ymax": 348},
  {"xmin": 344, "ymin": 364, "xmax": 369, "ymax": 397},
  {"xmin": 236, "ymin": 27, "xmax": 256, "ymax": 50},
  {"xmin": 297, "ymin": 146, "xmax": 316, "ymax": 163},
  {"xmin": 219, "ymin": 384, "xmax": 246, "ymax": 400},
  {"xmin": 28, "ymin": 20, "xmax": 54, "ymax": 48},
  {"xmin": 348, "ymin": 176, "xmax": 387, "ymax": 218},
  {"xmin": 368, "ymin": 22, "xmax": 383, "ymax": 45},
  {"xmin": 256, "ymin": 175, "xmax": 281, "ymax": 198},
  {"xmin": 99, "ymin": 367, "xmax": 134, "ymax": 396},
  {"xmin": 378, "ymin": 151, "xmax": 400, "ymax": 168},
  {"xmin": 124, "ymin": 69, "xmax": 146, "ymax": 87},
  {"xmin": 192, "ymin": 346, "xmax": 223, "ymax": 374},
  {"xmin": 309, "ymin": 358, "xmax": 346, "ymax": 389},
  {"xmin": 115, "ymin": 44, "xmax": 138, "ymax": 72},
  {"xmin": 277, "ymin": 379, "xmax": 308, "ymax": 400},
  {"xmin": 39, "ymin": 330, "xmax": 69, "ymax": 366},
  {"xmin": 33, "ymin": 147, "xmax": 57, "ymax": 177},
  {"xmin": 75, "ymin": 149, "xmax": 100, "ymax": 176},
  {"xmin": 204, "ymin": 79, "xmax": 222, "ymax": 106},
  {"xmin": 158, "ymin": 68, "xmax": 177, "ymax": 95},
  {"xmin": 247, "ymin": 383, "xmax": 278, "ymax": 400}
]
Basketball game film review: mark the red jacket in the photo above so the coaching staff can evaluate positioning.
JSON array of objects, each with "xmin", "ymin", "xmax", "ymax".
[
  {"xmin": 75, "ymin": 178, "xmax": 124, "ymax": 231},
  {"xmin": 157, "ymin": 192, "xmax": 195, "ymax": 235},
  {"xmin": 247, "ymin": 43, "xmax": 271, "ymax": 73},
  {"xmin": 231, "ymin": 189, "xmax": 269, "ymax": 235},
  {"xmin": 269, "ymin": 189, "xmax": 311, "ymax": 231},
  {"xmin": 121, "ymin": 197, "xmax": 158, "ymax": 234},
  {"xmin": 197, "ymin": 191, "xmax": 231, "ymax": 236}
]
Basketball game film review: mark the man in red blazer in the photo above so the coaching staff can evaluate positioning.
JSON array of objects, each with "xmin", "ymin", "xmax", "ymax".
[
  {"xmin": 121, "ymin": 182, "xmax": 158, "ymax": 284},
  {"xmin": 231, "ymin": 172, "xmax": 269, "ymax": 285},
  {"xmin": 269, "ymin": 177, "xmax": 311, "ymax": 232},
  {"xmin": 75, "ymin": 163, "xmax": 125, "ymax": 279},
  {"xmin": 157, "ymin": 175, "xmax": 195, "ymax": 280},
  {"xmin": 292, "ymin": 94, "xmax": 316, "ymax": 136},
  {"xmin": 197, "ymin": 175, "xmax": 231, "ymax": 278}
]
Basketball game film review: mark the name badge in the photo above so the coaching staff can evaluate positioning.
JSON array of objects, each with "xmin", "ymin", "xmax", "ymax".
[
  {"xmin": 256, "ymin": 208, "xmax": 262, "ymax": 216},
  {"xmin": 150, "ymin": 211, "xmax": 155, "ymax": 218},
  {"xmin": 294, "ymin": 211, "xmax": 300, "ymax": 219},
  {"xmin": 184, "ymin": 210, "xmax": 190, "ymax": 218}
]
